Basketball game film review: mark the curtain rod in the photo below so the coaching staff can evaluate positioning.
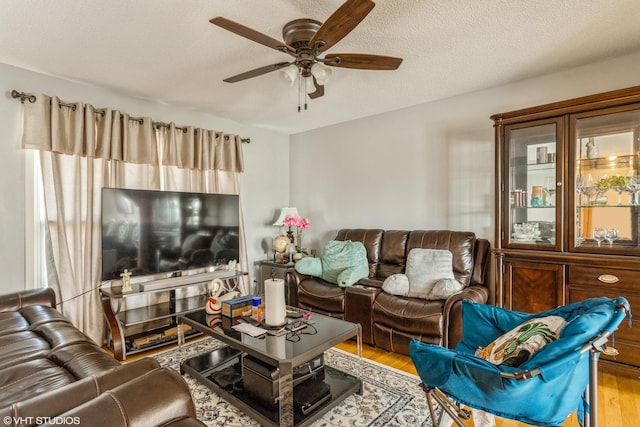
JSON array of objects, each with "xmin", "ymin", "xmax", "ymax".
[{"xmin": 11, "ymin": 90, "xmax": 251, "ymax": 143}]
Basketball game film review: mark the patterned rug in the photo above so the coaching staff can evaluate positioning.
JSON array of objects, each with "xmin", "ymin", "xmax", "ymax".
[{"xmin": 153, "ymin": 337, "xmax": 437, "ymax": 426}]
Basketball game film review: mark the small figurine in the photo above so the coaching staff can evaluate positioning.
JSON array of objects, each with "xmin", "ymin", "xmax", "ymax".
[
  {"xmin": 120, "ymin": 269, "xmax": 132, "ymax": 293},
  {"xmin": 586, "ymin": 137, "xmax": 599, "ymax": 159}
]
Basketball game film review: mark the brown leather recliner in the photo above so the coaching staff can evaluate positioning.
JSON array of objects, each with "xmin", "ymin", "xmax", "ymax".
[{"xmin": 286, "ymin": 229, "xmax": 491, "ymax": 355}]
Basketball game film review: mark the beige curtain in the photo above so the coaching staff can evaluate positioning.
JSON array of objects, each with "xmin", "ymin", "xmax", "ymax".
[
  {"xmin": 157, "ymin": 124, "xmax": 249, "ymax": 293},
  {"xmin": 21, "ymin": 94, "xmax": 246, "ymax": 343}
]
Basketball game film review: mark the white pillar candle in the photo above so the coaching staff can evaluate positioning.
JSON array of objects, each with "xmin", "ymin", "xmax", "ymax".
[{"xmin": 264, "ymin": 278, "xmax": 286, "ymax": 326}]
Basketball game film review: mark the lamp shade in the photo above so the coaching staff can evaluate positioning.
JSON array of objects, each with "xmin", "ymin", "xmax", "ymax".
[
  {"xmin": 273, "ymin": 207, "xmax": 299, "ymax": 226},
  {"xmin": 281, "ymin": 64, "xmax": 299, "ymax": 86},
  {"xmin": 311, "ymin": 63, "xmax": 332, "ymax": 85}
]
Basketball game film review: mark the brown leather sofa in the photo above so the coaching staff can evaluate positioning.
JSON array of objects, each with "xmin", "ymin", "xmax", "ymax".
[
  {"xmin": 0, "ymin": 288, "xmax": 204, "ymax": 427},
  {"xmin": 286, "ymin": 229, "xmax": 491, "ymax": 355}
]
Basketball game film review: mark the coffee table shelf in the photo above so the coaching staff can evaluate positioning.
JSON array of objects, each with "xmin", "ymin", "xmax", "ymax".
[{"xmin": 178, "ymin": 309, "xmax": 363, "ymax": 427}]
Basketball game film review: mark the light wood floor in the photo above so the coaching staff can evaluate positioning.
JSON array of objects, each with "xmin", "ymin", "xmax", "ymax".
[{"xmin": 122, "ymin": 339, "xmax": 640, "ymax": 426}]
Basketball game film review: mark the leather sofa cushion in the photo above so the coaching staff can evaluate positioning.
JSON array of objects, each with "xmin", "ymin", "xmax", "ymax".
[
  {"xmin": 0, "ymin": 311, "xmax": 30, "ymax": 336},
  {"xmin": 376, "ymin": 230, "xmax": 410, "ymax": 280},
  {"xmin": 0, "ymin": 358, "xmax": 76, "ymax": 404},
  {"xmin": 0, "ymin": 305, "xmax": 70, "ymax": 337},
  {"xmin": 36, "ymin": 321, "xmax": 97, "ymax": 349},
  {"xmin": 0, "ymin": 331, "xmax": 51, "ymax": 370},
  {"xmin": 372, "ymin": 291, "xmax": 444, "ymax": 337},
  {"xmin": 49, "ymin": 342, "xmax": 121, "ymax": 378},
  {"xmin": 298, "ymin": 279, "xmax": 345, "ymax": 315},
  {"xmin": 20, "ymin": 305, "xmax": 71, "ymax": 328}
]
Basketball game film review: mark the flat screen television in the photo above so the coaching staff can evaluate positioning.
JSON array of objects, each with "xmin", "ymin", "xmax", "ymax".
[{"xmin": 101, "ymin": 188, "xmax": 240, "ymax": 281}]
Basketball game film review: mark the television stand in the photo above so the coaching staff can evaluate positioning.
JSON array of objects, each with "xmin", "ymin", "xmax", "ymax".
[{"xmin": 100, "ymin": 269, "xmax": 245, "ymax": 360}]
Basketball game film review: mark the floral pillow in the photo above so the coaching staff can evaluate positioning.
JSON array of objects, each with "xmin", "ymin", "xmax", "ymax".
[{"xmin": 475, "ymin": 315, "xmax": 567, "ymax": 367}]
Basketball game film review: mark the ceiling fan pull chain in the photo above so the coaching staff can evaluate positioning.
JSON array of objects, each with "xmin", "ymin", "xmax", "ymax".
[{"xmin": 297, "ymin": 67, "xmax": 302, "ymax": 112}]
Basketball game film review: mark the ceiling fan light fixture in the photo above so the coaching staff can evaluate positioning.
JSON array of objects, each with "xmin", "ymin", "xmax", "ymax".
[
  {"xmin": 310, "ymin": 63, "xmax": 332, "ymax": 85},
  {"xmin": 210, "ymin": 0, "xmax": 401, "ymax": 111},
  {"xmin": 301, "ymin": 76, "xmax": 316, "ymax": 95},
  {"xmin": 281, "ymin": 64, "xmax": 299, "ymax": 86}
]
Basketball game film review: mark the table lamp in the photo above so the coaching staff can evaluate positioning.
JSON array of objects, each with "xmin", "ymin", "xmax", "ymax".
[{"xmin": 273, "ymin": 207, "xmax": 299, "ymax": 243}]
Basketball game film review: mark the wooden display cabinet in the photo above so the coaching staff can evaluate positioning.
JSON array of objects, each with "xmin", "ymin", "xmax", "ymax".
[{"xmin": 493, "ymin": 86, "xmax": 640, "ymax": 375}]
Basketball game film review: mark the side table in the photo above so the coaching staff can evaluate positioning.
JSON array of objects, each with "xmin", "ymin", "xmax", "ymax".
[{"xmin": 257, "ymin": 261, "xmax": 294, "ymax": 302}]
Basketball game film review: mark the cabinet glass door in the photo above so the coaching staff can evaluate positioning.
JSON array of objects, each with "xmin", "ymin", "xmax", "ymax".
[
  {"xmin": 505, "ymin": 120, "xmax": 561, "ymax": 249},
  {"xmin": 572, "ymin": 106, "xmax": 640, "ymax": 252}
]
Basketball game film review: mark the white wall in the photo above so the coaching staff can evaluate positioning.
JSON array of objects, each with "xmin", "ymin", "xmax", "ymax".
[
  {"xmin": 289, "ymin": 51, "xmax": 640, "ymax": 256},
  {"xmin": 0, "ymin": 63, "xmax": 290, "ymax": 294}
]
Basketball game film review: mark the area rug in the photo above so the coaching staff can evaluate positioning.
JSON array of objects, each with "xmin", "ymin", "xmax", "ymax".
[{"xmin": 153, "ymin": 337, "xmax": 437, "ymax": 426}]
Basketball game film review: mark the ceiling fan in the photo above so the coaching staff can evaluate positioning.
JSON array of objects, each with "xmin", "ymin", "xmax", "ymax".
[{"xmin": 210, "ymin": 0, "xmax": 402, "ymax": 108}]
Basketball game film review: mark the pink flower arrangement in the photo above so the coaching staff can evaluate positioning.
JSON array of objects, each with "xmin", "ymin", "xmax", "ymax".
[{"xmin": 283, "ymin": 214, "xmax": 311, "ymax": 254}]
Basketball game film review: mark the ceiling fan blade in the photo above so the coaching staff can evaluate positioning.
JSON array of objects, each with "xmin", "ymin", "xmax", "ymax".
[
  {"xmin": 309, "ymin": 0, "xmax": 375, "ymax": 52},
  {"xmin": 210, "ymin": 17, "xmax": 295, "ymax": 54},
  {"xmin": 308, "ymin": 76, "xmax": 325, "ymax": 99},
  {"xmin": 324, "ymin": 53, "xmax": 403, "ymax": 70},
  {"xmin": 223, "ymin": 62, "xmax": 292, "ymax": 83}
]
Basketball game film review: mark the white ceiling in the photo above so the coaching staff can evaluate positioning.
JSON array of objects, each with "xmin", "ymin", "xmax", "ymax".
[{"xmin": 2, "ymin": 0, "xmax": 640, "ymax": 135}]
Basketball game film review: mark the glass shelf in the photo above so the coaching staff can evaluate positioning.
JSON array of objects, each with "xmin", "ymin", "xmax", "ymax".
[
  {"xmin": 577, "ymin": 154, "xmax": 636, "ymax": 170},
  {"xmin": 577, "ymin": 204, "xmax": 640, "ymax": 208}
]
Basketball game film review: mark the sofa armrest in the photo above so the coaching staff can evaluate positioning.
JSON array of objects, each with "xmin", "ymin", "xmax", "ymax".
[
  {"xmin": 0, "ymin": 288, "xmax": 56, "ymax": 312},
  {"xmin": 55, "ymin": 367, "xmax": 202, "ymax": 427},
  {"xmin": 356, "ymin": 278, "xmax": 383, "ymax": 289},
  {"xmin": 285, "ymin": 269, "xmax": 310, "ymax": 308},
  {"xmin": 2, "ymin": 358, "xmax": 203, "ymax": 427},
  {"xmin": 442, "ymin": 285, "xmax": 489, "ymax": 349},
  {"xmin": 1, "ymin": 358, "xmax": 161, "ymax": 422}
]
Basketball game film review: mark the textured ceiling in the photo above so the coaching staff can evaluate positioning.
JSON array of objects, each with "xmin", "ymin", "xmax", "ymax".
[{"xmin": 2, "ymin": 0, "xmax": 640, "ymax": 134}]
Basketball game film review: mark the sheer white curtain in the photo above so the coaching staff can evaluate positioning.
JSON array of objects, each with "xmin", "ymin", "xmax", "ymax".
[{"xmin": 20, "ymin": 94, "xmax": 246, "ymax": 343}]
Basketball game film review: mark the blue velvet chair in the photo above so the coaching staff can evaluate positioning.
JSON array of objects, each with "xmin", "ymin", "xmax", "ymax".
[{"xmin": 410, "ymin": 297, "xmax": 630, "ymax": 427}]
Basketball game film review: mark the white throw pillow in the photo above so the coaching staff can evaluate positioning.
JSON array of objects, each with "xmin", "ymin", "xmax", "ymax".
[
  {"xmin": 426, "ymin": 278, "xmax": 464, "ymax": 300},
  {"xmin": 382, "ymin": 273, "xmax": 410, "ymax": 296},
  {"xmin": 381, "ymin": 249, "xmax": 464, "ymax": 300},
  {"xmin": 405, "ymin": 249, "xmax": 455, "ymax": 298}
]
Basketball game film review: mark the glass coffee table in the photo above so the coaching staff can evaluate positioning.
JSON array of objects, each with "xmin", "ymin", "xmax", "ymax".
[{"xmin": 178, "ymin": 309, "xmax": 362, "ymax": 427}]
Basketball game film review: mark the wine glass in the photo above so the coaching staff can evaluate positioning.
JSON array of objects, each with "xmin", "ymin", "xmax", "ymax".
[
  {"xmin": 611, "ymin": 175, "xmax": 627, "ymax": 205},
  {"xmin": 576, "ymin": 174, "xmax": 595, "ymax": 205},
  {"xmin": 604, "ymin": 228, "xmax": 619, "ymax": 247},
  {"xmin": 544, "ymin": 176, "xmax": 556, "ymax": 206},
  {"xmin": 593, "ymin": 227, "xmax": 606, "ymax": 247},
  {"xmin": 625, "ymin": 175, "xmax": 640, "ymax": 205}
]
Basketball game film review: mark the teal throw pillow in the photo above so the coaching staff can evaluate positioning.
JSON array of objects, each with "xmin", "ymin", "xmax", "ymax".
[
  {"xmin": 320, "ymin": 240, "xmax": 369, "ymax": 287},
  {"xmin": 294, "ymin": 257, "xmax": 323, "ymax": 277}
]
